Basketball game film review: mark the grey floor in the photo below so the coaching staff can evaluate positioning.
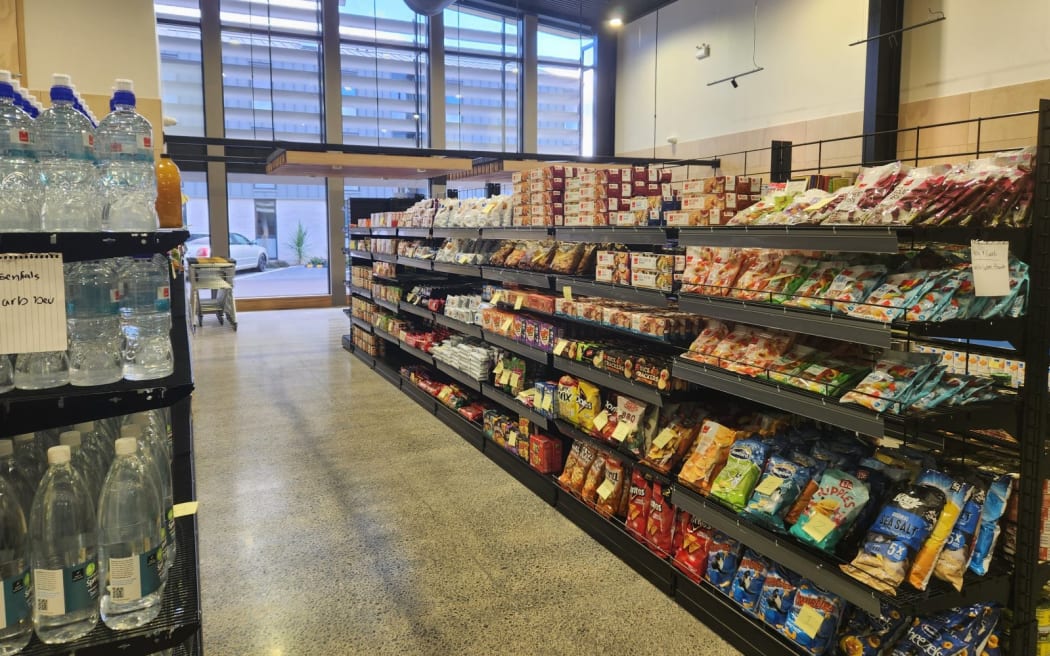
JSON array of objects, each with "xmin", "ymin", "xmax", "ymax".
[{"xmin": 192, "ymin": 308, "xmax": 741, "ymax": 656}]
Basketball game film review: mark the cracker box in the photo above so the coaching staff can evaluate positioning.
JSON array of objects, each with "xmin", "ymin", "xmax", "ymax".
[
  {"xmin": 529, "ymin": 434, "xmax": 563, "ymax": 474},
  {"xmin": 665, "ymin": 210, "xmax": 707, "ymax": 226},
  {"xmin": 630, "ymin": 252, "xmax": 675, "ymax": 273},
  {"xmin": 631, "ymin": 269, "xmax": 674, "ymax": 292},
  {"xmin": 596, "ymin": 264, "xmax": 616, "ymax": 283}
]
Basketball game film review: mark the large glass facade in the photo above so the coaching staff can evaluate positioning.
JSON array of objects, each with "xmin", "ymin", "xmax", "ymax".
[
  {"xmin": 156, "ymin": 18, "xmax": 205, "ymax": 137},
  {"xmin": 444, "ymin": 5, "xmax": 520, "ymax": 152},
  {"xmin": 537, "ymin": 23, "xmax": 595, "ymax": 156}
]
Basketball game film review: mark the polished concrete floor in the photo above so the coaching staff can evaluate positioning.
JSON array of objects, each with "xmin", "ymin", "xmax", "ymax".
[{"xmin": 191, "ymin": 308, "xmax": 741, "ymax": 656}]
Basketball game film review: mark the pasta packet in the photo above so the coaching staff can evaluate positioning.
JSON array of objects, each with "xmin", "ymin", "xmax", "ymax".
[
  {"xmin": 908, "ymin": 470, "xmax": 973, "ymax": 591},
  {"xmin": 625, "ymin": 470, "xmax": 652, "ymax": 541},
  {"xmin": 677, "ymin": 419, "xmax": 745, "ymax": 494},
  {"xmin": 842, "ymin": 484, "xmax": 946, "ymax": 595},
  {"xmin": 710, "ymin": 439, "xmax": 771, "ymax": 512},
  {"xmin": 645, "ymin": 481, "xmax": 676, "ymax": 556},
  {"xmin": 789, "ymin": 469, "xmax": 870, "ymax": 551},
  {"xmin": 837, "ymin": 603, "xmax": 911, "ymax": 656},
  {"xmin": 730, "ymin": 550, "xmax": 770, "ymax": 617},
  {"xmin": 757, "ymin": 564, "xmax": 799, "ymax": 633},
  {"xmin": 743, "ymin": 455, "xmax": 813, "ymax": 531},
  {"xmin": 784, "ymin": 584, "xmax": 845, "ymax": 656},
  {"xmin": 706, "ymin": 531, "xmax": 743, "ymax": 594},
  {"xmin": 969, "ymin": 473, "xmax": 1014, "ymax": 576},
  {"xmin": 672, "ymin": 515, "xmax": 715, "ymax": 583}
]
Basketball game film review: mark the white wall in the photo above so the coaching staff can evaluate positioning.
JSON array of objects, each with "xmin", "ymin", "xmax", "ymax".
[
  {"xmin": 900, "ymin": 0, "xmax": 1050, "ymax": 103},
  {"xmin": 21, "ymin": 0, "xmax": 160, "ymax": 97},
  {"xmin": 615, "ymin": 0, "xmax": 867, "ymax": 154},
  {"xmin": 228, "ymin": 199, "xmax": 329, "ymax": 264}
]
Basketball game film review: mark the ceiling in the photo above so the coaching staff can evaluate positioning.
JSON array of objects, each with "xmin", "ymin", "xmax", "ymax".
[{"xmin": 464, "ymin": 0, "xmax": 676, "ymax": 27}]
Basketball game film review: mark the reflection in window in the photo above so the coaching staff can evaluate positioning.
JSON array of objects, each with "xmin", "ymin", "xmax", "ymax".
[
  {"xmin": 155, "ymin": 0, "xmax": 201, "ymax": 21},
  {"xmin": 344, "ymin": 178, "xmax": 427, "ymax": 200},
  {"xmin": 220, "ymin": 0, "xmax": 321, "ymax": 36},
  {"xmin": 537, "ymin": 23, "xmax": 595, "ymax": 156},
  {"xmin": 157, "ymin": 23, "xmax": 206, "ymax": 137},
  {"xmin": 181, "ymin": 171, "xmax": 209, "ymax": 235}
]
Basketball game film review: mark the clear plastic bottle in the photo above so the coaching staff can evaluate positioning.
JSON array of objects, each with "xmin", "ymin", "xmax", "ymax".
[
  {"xmin": 155, "ymin": 154, "xmax": 182, "ymax": 229},
  {"xmin": 29, "ymin": 445, "xmax": 99, "ymax": 643},
  {"xmin": 96, "ymin": 79, "xmax": 157, "ymax": 232},
  {"xmin": 34, "ymin": 74, "xmax": 101, "ymax": 232},
  {"xmin": 0, "ymin": 440, "xmax": 36, "ymax": 516},
  {"xmin": 58, "ymin": 432, "xmax": 102, "ymax": 504},
  {"xmin": 0, "ymin": 356, "xmax": 12, "ymax": 395},
  {"xmin": 11, "ymin": 434, "xmax": 44, "ymax": 490},
  {"xmin": 12, "ymin": 350, "xmax": 68, "ymax": 390},
  {"xmin": 0, "ymin": 469, "xmax": 31, "ymax": 654},
  {"xmin": 74, "ymin": 421, "xmax": 113, "ymax": 477},
  {"xmin": 0, "ymin": 69, "xmax": 42, "ymax": 232},
  {"xmin": 97, "ymin": 438, "xmax": 165, "ymax": 629},
  {"xmin": 119, "ymin": 256, "xmax": 173, "ymax": 381},
  {"xmin": 120, "ymin": 422, "xmax": 174, "ymax": 571},
  {"xmin": 66, "ymin": 259, "xmax": 122, "ymax": 386}
]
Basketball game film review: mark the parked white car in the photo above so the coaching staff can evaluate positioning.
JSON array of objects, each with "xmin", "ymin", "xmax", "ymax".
[{"xmin": 186, "ymin": 233, "xmax": 269, "ymax": 272}]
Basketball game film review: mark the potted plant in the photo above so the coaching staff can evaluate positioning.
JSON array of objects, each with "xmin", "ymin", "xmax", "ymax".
[{"xmin": 287, "ymin": 221, "xmax": 310, "ymax": 265}]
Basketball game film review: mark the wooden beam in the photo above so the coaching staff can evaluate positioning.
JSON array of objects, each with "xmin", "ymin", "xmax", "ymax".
[{"xmin": 266, "ymin": 150, "xmax": 474, "ymax": 179}]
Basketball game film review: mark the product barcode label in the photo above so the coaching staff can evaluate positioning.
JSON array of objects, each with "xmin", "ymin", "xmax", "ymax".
[
  {"xmin": 111, "ymin": 586, "xmax": 125, "ymax": 600},
  {"xmin": 107, "ymin": 555, "xmax": 141, "ymax": 603},
  {"xmin": 37, "ymin": 598, "xmax": 46, "ymax": 611},
  {"xmin": 33, "ymin": 568, "xmax": 65, "ymax": 617}
]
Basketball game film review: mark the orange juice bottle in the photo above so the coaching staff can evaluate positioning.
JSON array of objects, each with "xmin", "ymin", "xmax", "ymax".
[{"xmin": 155, "ymin": 154, "xmax": 183, "ymax": 228}]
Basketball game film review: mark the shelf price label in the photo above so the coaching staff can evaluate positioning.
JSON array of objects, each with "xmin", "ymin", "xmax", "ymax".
[
  {"xmin": 0, "ymin": 253, "xmax": 66, "ymax": 354},
  {"xmin": 971, "ymin": 240, "xmax": 1010, "ymax": 297}
]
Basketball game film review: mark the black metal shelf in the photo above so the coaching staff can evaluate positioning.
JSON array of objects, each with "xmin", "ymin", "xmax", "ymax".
[
  {"xmin": 481, "ymin": 267, "xmax": 553, "ymax": 289},
  {"xmin": 434, "ymin": 404, "xmax": 485, "ymax": 451},
  {"xmin": 480, "ymin": 227, "xmax": 552, "ymax": 240},
  {"xmin": 347, "ymin": 226, "xmax": 370, "ymax": 236},
  {"xmin": 677, "ymin": 226, "xmax": 900, "ymax": 254},
  {"xmin": 373, "ymin": 297, "xmax": 399, "ymax": 314},
  {"xmin": 373, "ymin": 326, "xmax": 399, "ymax": 345},
  {"xmin": 371, "ymin": 252, "xmax": 398, "ymax": 263},
  {"xmin": 672, "ymin": 357, "xmax": 885, "ymax": 436},
  {"xmin": 481, "ymin": 383, "xmax": 550, "ymax": 430},
  {"xmin": 397, "ymin": 256, "xmax": 433, "ymax": 270},
  {"xmin": 433, "ymin": 261, "xmax": 483, "ymax": 277},
  {"xmin": 555, "ymin": 226, "xmax": 670, "ymax": 245},
  {"xmin": 347, "ymin": 249, "xmax": 372, "ymax": 260},
  {"xmin": 400, "ymin": 377, "xmax": 437, "ymax": 413},
  {"xmin": 351, "ymin": 316, "xmax": 372, "ymax": 333},
  {"xmin": 21, "ymin": 515, "xmax": 200, "ymax": 656},
  {"xmin": 351, "ymin": 347, "xmax": 376, "ymax": 369},
  {"xmin": 348, "ymin": 284, "xmax": 372, "ymax": 299},
  {"xmin": 434, "ymin": 360, "xmax": 484, "ymax": 392},
  {"xmin": 482, "ymin": 437, "xmax": 559, "ymax": 505},
  {"xmin": 670, "ymin": 485, "xmax": 1013, "ymax": 617},
  {"xmin": 399, "ymin": 301, "xmax": 435, "ymax": 321},
  {"xmin": 374, "ymin": 359, "xmax": 401, "ymax": 387},
  {"xmin": 433, "ymin": 313, "xmax": 483, "ymax": 338},
  {"xmin": 0, "ymin": 230, "xmax": 190, "ymax": 262},
  {"xmin": 370, "ymin": 227, "xmax": 397, "ymax": 237},
  {"xmin": 431, "ymin": 227, "xmax": 482, "ymax": 240},
  {"xmin": 554, "ymin": 277, "xmax": 673, "ymax": 308},
  {"xmin": 397, "ymin": 227, "xmax": 431, "ymax": 238},
  {"xmin": 342, "ymin": 334, "xmax": 354, "ymax": 353},
  {"xmin": 553, "ymin": 356, "xmax": 667, "ymax": 406},
  {"xmin": 481, "ymin": 330, "xmax": 552, "ymax": 366},
  {"xmin": 399, "ymin": 341, "xmax": 435, "ymax": 366}
]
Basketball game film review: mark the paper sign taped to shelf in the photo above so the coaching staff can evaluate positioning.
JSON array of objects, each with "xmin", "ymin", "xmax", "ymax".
[
  {"xmin": 611, "ymin": 421, "xmax": 632, "ymax": 443},
  {"xmin": 754, "ymin": 475, "xmax": 785, "ymax": 497},
  {"xmin": 509, "ymin": 372, "xmax": 520, "ymax": 389},
  {"xmin": 971, "ymin": 240, "xmax": 1010, "ymax": 296},
  {"xmin": 514, "ymin": 296, "xmax": 523, "ymax": 310},
  {"xmin": 651, "ymin": 427, "xmax": 674, "ymax": 449},
  {"xmin": 802, "ymin": 512, "xmax": 836, "ymax": 543},
  {"xmin": 0, "ymin": 253, "xmax": 66, "ymax": 354},
  {"xmin": 499, "ymin": 369, "xmax": 512, "ymax": 385},
  {"xmin": 592, "ymin": 410, "xmax": 610, "ymax": 431},
  {"xmin": 507, "ymin": 432, "xmax": 517, "ymax": 448},
  {"xmin": 596, "ymin": 479, "xmax": 616, "ymax": 501},
  {"xmin": 562, "ymin": 285, "xmax": 573, "ymax": 301},
  {"xmin": 173, "ymin": 502, "xmax": 198, "ymax": 518},
  {"xmin": 491, "ymin": 292, "xmax": 502, "ymax": 305},
  {"xmin": 553, "ymin": 339, "xmax": 569, "ymax": 356},
  {"xmin": 794, "ymin": 605, "xmax": 825, "ymax": 639}
]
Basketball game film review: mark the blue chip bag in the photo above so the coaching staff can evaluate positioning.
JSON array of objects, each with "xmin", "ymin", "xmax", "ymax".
[
  {"xmin": 889, "ymin": 603, "xmax": 1000, "ymax": 656},
  {"xmin": 935, "ymin": 475, "xmax": 985, "ymax": 590},
  {"xmin": 842, "ymin": 484, "xmax": 945, "ymax": 595},
  {"xmin": 730, "ymin": 549, "xmax": 769, "ymax": 617},
  {"xmin": 743, "ymin": 455, "xmax": 812, "ymax": 531},
  {"xmin": 706, "ymin": 531, "xmax": 742, "ymax": 595},
  {"xmin": 710, "ymin": 438, "xmax": 770, "ymax": 512},
  {"xmin": 783, "ymin": 583, "xmax": 844, "ymax": 655},
  {"xmin": 837, "ymin": 603, "xmax": 911, "ymax": 656},
  {"xmin": 969, "ymin": 474, "xmax": 1014, "ymax": 576},
  {"xmin": 757, "ymin": 564, "xmax": 799, "ymax": 633},
  {"xmin": 909, "ymin": 470, "xmax": 973, "ymax": 591}
]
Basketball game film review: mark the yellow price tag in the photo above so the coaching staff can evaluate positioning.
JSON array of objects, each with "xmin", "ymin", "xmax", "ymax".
[
  {"xmin": 794, "ymin": 605, "xmax": 826, "ymax": 640},
  {"xmin": 514, "ymin": 296, "xmax": 524, "ymax": 311},
  {"xmin": 754, "ymin": 475, "xmax": 785, "ymax": 497},
  {"xmin": 438, "ymin": 387, "xmax": 454, "ymax": 402},
  {"xmin": 509, "ymin": 372, "xmax": 521, "ymax": 389},
  {"xmin": 651, "ymin": 427, "xmax": 674, "ymax": 449},
  {"xmin": 173, "ymin": 501, "xmax": 198, "ymax": 518},
  {"xmin": 596, "ymin": 479, "xmax": 616, "ymax": 501},
  {"xmin": 499, "ymin": 369, "xmax": 512, "ymax": 385},
  {"xmin": 494, "ymin": 360, "xmax": 504, "ymax": 375},
  {"xmin": 492, "ymin": 292, "xmax": 503, "ymax": 305},
  {"xmin": 541, "ymin": 392, "xmax": 554, "ymax": 412},
  {"xmin": 592, "ymin": 410, "xmax": 610, "ymax": 431},
  {"xmin": 802, "ymin": 512, "xmax": 837, "ymax": 543},
  {"xmin": 611, "ymin": 421, "xmax": 632, "ymax": 442},
  {"xmin": 501, "ymin": 318, "xmax": 513, "ymax": 333},
  {"xmin": 563, "ymin": 285, "xmax": 573, "ymax": 301},
  {"xmin": 507, "ymin": 432, "xmax": 518, "ymax": 448},
  {"xmin": 553, "ymin": 338, "xmax": 569, "ymax": 356}
]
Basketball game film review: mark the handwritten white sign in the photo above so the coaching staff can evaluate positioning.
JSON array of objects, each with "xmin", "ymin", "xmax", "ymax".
[
  {"xmin": 0, "ymin": 253, "xmax": 66, "ymax": 354},
  {"xmin": 970, "ymin": 240, "xmax": 1010, "ymax": 297}
]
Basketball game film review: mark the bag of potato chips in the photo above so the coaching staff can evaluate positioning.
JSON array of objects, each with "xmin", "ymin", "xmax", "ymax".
[
  {"xmin": 908, "ymin": 469, "xmax": 973, "ymax": 591},
  {"xmin": 625, "ymin": 470, "xmax": 652, "ymax": 541}
]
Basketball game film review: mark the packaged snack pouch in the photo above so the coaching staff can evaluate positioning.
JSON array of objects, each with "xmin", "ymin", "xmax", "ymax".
[
  {"xmin": 757, "ymin": 564, "xmax": 799, "ymax": 632},
  {"xmin": 849, "ymin": 270, "xmax": 937, "ymax": 322},
  {"xmin": 682, "ymin": 319, "xmax": 730, "ymax": 366},
  {"xmin": 677, "ymin": 419, "xmax": 744, "ymax": 494},
  {"xmin": 580, "ymin": 454, "xmax": 607, "ymax": 507},
  {"xmin": 909, "ymin": 470, "xmax": 973, "ymax": 590},
  {"xmin": 729, "ymin": 330, "xmax": 795, "ymax": 377},
  {"xmin": 969, "ymin": 473, "xmax": 1014, "ymax": 576},
  {"xmin": 826, "ymin": 264, "xmax": 889, "ymax": 314},
  {"xmin": 837, "ymin": 603, "xmax": 911, "ymax": 656},
  {"xmin": 625, "ymin": 471, "xmax": 652, "ymax": 541},
  {"xmin": 934, "ymin": 474, "xmax": 986, "ymax": 590},
  {"xmin": 645, "ymin": 481, "xmax": 676, "ymax": 556},
  {"xmin": 709, "ymin": 325, "xmax": 761, "ymax": 371},
  {"xmin": 841, "ymin": 484, "xmax": 946, "ymax": 595},
  {"xmin": 743, "ymin": 455, "xmax": 813, "ymax": 531},
  {"xmin": 595, "ymin": 458, "xmax": 627, "ymax": 518},
  {"xmin": 784, "ymin": 454, "xmax": 828, "ymax": 527},
  {"xmin": 730, "ymin": 550, "xmax": 770, "ymax": 617},
  {"xmin": 608, "ymin": 394, "xmax": 648, "ymax": 445},
  {"xmin": 710, "ymin": 438, "xmax": 770, "ymax": 512},
  {"xmin": 567, "ymin": 444, "xmax": 598, "ymax": 496},
  {"xmin": 783, "ymin": 584, "xmax": 845, "ymax": 656},
  {"xmin": 789, "ymin": 469, "xmax": 870, "ymax": 551},
  {"xmin": 904, "ymin": 270, "xmax": 962, "ymax": 322},
  {"xmin": 783, "ymin": 260, "xmax": 847, "ymax": 309},
  {"xmin": 770, "ymin": 256, "xmax": 821, "ymax": 304},
  {"xmin": 764, "ymin": 344, "xmax": 818, "ymax": 387},
  {"xmin": 623, "ymin": 402, "xmax": 661, "ymax": 459},
  {"xmin": 980, "ymin": 630, "xmax": 1002, "ymax": 656},
  {"xmin": 700, "ymin": 247, "xmax": 750, "ymax": 296},
  {"xmin": 728, "ymin": 250, "xmax": 784, "ymax": 300},
  {"xmin": 574, "ymin": 380, "xmax": 602, "ymax": 433},
  {"xmin": 672, "ymin": 515, "xmax": 715, "ymax": 583},
  {"xmin": 642, "ymin": 413, "xmax": 705, "ymax": 474},
  {"xmin": 840, "ymin": 353, "xmax": 937, "ymax": 413},
  {"xmin": 556, "ymin": 375, "xmax": 580, "ymax": 424},
  {"xmin": 889, "ymin": 603, "xmax": 1000, "ymax": 656},
  {"xmin": 706, "ymin": 531, "xmax": 742, "ymax": 594},
  {"xmin": 556, "ymin": 441, "xmax": 584, "ymax": 490}
]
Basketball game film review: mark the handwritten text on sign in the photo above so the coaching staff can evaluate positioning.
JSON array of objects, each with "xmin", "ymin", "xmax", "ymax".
[
  {"xmin": 0, "ymin": 253, "xmax": 67, "ymax": 355},
  {"xmin": 970, "ymin": 240, "xmax": 1010, "ymax": 297}
]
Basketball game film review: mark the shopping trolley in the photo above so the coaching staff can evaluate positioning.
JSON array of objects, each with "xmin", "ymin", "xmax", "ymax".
[{"xmin": 187, "ymin": 257, "xmax": 238, "ymax": 331}]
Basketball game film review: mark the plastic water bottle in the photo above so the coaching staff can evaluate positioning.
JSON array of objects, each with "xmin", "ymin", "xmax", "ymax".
[
  {"xmin": 74, "ymin": 421, "xmax": 113, "ymax": 476},
  {"xmin": 11, "ymin": 434, "xmax": 44, "ymax": 490},
  {"xmin": 12, "ymin": 349, "xmax": 68, "ymax": 390},
  {"xmin": 121, "ymin": 422, "xmax": 174, "ymax": 571},
  {"xmin": 66, "ymin": 259, "xmax": 122, "ymax": 386},
  {"xmin": 96, "ymin": 80, "xmax": 157, "ymax": 232},
  {"xmin": 97, "ymin": 437, "xmax": 165, "ymax": 629},
  {"xmin": 0, "ymin": 469, "xmax": 31, "ymax": 654},
  {"xmin": 0, "ymin": 69, "xmax": 42, "ymax": 232},
  {"xmin": 58, "ymin": 432, "xmax": 101, "ymax": 504},
  {"xmin": 119, "ymin": 256, "xmax": 173, "ymax": 381},
  {"xmin": 0, "ymin": 356, "xmax": 12, "ymax": 394},
  {"xmin": 0, "ymin": 440, "xmax": 36, "ymax": 516},
  {"xmin": 29, "ymin": 445, "xmax": 99, "ymax": 643},
  {"xmin": 34, "ymin": 74, "xmax": 101, "ymax": 232}
]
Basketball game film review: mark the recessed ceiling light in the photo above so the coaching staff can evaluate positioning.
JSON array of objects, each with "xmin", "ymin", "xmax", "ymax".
[{"xmin": 608, "ymin": 17, "xmax": 624, "ymax": 28}]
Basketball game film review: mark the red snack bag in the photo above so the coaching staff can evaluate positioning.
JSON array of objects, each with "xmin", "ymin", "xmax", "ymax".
[
  {"xmin": 625, "ymin": 470, "xmax": 652, "ymax": 541},
  {"xmin": 645, "ymin": 481, "xmax": 676, "ymax": 556},
  {"xmin": 673, "ymin": 514, "xmax": 715, "ymax": 583}
]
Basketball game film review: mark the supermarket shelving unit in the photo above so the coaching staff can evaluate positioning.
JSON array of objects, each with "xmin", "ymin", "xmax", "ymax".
[
  {"xmin": 0, "ymin": 230, "xmax": 201, "ymax": 655},
  {"xmin": 342, "ymin": 103, "xmax": 1050, "ymax": 656}
]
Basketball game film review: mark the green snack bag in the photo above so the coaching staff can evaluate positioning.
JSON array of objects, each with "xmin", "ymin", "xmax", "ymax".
[{"xmin": 710, "ymin": 439, "xmax": 770, "ymax": 512}]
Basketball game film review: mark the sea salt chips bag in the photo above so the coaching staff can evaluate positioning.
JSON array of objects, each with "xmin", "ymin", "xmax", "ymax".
[
  {"xmin": 783, "ymin": 584, "xmax": 845, "ymax": 656},
  {"xmin": 841, "ymin": 484, "xmax": 946, "ymax": 595},
  {"xmin": 789, "ymin": 469, "xmax": 870, "ymax": 551},
  {"xmin": 934, "ymin": 474, "xmax": 986, "ymax": 591},
  {"xmin": 625, "ymin": 470, "xmax": 652, "ymax": 541},
  {"xmin": 710, "ymin": 438, "xmax": 770, "ymax": 512},
  {"xmin": 969, "ymin": 473, "xmax": 1014, "ymax": 576},
  {"xmin": 908, "ymin": 470, "xmax": 973, "ymax": 591},
  {"xmin": 730, "ymin": 550, "xmax": 770, "ymax": 617}
]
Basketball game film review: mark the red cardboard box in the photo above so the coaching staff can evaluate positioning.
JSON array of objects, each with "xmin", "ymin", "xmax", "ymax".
[{"xmin": 529, "ymin": 434, "xmax": 563, "ymax": 474}]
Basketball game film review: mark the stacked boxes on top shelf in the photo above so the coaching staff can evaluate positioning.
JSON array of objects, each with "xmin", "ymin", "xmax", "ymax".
[
  {"xmin": 666, "ymin": 175, "xmax": 764, "ymax": 226},
  {"xmin": 511, "ymin": 165, "xmax": 673, "ymax": 227}
]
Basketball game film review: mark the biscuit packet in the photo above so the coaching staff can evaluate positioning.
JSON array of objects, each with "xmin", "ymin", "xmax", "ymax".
[
  {"xmin": 672, "ymin": 515, "xmax": 715, "ymax": 583},
  {"xmin": 710, "ymin": 438, "xmax": 770, "ymax": 512},
  {"xmin": 742, "ymin": 455, "xmax": 813, "ymax": 531},
  {"xmin": 908, "ymin": 470, "xmax": 973, "ymax": 591},
  {"xmin": 783, "ymin": 584, "xmax": 845, "ymax": 656},
  {"xmin": 789, "ymin": 469, "xmax": 870, "ymax": 551},
  {"xmin": 730, "ymin": 550, "xmax": 770, "ymax": 617},
  {"xmin": 625, "ymin": 470, "xmax": 652, "ymax": 541},
  {"xmin": 757, "ymin": 564, "xmax": 799, "ymax": 634},
  {"xmin": 837, "ymin": 603, "xmax": 911, "ymax": 656},
  {"xmin": 644, "ymin": 481, "xmax": 676, "ymax": 556},
  {"xmin": 841, "ymin": 484, "xmax": 946, "ymax": 595},
  {"xmin": 677, "ymin": 419, "xmax": 745, "ymax": 494},
  {"xmin": 706, "ymin": 531, "xmax": 743, "ymax": 595}
]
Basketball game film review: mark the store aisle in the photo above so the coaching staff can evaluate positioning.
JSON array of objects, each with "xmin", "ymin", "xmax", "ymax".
[{"xmin": 192, "ymin": 308, "xmax": 740, "ymax": 656}]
